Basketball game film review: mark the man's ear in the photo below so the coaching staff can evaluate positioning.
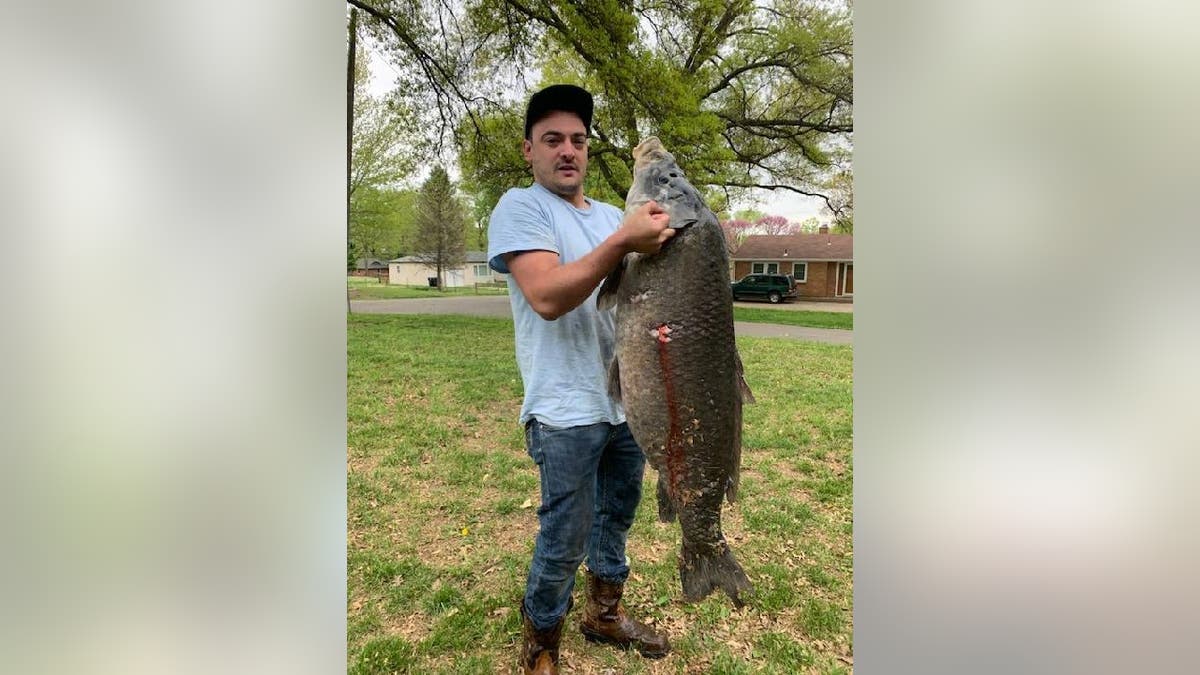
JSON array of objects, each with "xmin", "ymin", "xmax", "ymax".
[{"xmin": 521, "ymin": 139, "xmax": 532, "ymax": 162}]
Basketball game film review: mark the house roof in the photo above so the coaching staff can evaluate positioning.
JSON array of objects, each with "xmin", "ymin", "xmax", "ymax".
[
  {"xmin": 390, "ymin": 251, "xmax": 490, "ymax": 264},
  {"xmin": 732, "ymin": 234, "xmax": 853, "ymax": 261}
]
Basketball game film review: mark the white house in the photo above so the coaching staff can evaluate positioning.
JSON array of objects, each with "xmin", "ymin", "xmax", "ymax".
[{"xmin": 387, "ymin": 251, "xmax": 507, "ymax": 288}]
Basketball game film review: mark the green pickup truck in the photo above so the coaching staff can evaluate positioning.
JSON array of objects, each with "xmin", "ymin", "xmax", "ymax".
[{"xmin": 730, "ymin": 273, "xmax": 798, "ymax": 304}]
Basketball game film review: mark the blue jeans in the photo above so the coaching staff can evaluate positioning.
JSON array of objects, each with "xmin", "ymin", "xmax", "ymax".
[{"xmin": 522, "ymin": 419, "xmax": 646, "ymax": 631}]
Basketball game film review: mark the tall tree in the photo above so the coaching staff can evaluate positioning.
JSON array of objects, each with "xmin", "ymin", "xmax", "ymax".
[
  {"xmin": 350, "ymin": 186, "xmax": 418, "ymax": 263},
  {"xmin": 350, "ymin": 91, "xmax": 418, "ymax": 199},
  {"xmin": 412, "ymin": 167, "xmax": 467, "ymax": 288},
  {"xmin": 349, "ymin": 0, "xmax": 852, "ymax": 220},
  {"xmin": 348, "ymin": 28, "xmax": 421, "ymax": 269},
  {"xmin": 347, "ymin": 7, "xmax": 358, "ymax": 310},
  {"xmin": 821, "ymin": 169, "xmax": 853, "ymax": 234}
]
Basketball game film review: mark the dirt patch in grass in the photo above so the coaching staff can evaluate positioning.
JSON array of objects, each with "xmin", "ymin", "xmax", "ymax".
[
  {"xmin": 382, "ymin": 609, "xmax": 435, "ymax": 644},
  {"xmin": 347, "ymin": 447, "xmax": 382, "ymax": 477}
]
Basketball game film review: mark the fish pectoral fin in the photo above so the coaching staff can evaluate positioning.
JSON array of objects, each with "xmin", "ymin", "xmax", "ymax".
[
  {"xmin": 735, "ymin": 350, "xmax": 756, "ymax": 404},
  {"xmin": 737, "ymin": 373, "xmax": 755, "ymax": 404},
  {"xmin": 606, "ymin": 357, "xmax": 622, "ymax": 403},
  {"xmin": 596, "ymin": 253, "xmax": 630, "ymax": 311}
]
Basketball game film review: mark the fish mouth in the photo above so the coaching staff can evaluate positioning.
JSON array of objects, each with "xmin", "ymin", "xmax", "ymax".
[{"xmin": 669, "ymin": 218, "xmax": 698, "ymax": 230}]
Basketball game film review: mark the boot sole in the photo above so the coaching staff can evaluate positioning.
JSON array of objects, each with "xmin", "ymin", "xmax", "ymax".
[{"xmin": 580, "ymin": 628, "xmax": 670, "ymax": 659}]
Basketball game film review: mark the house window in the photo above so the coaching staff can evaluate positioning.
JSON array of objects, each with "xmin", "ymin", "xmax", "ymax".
[
  {"xmin": 792, "ymin": 262, "xmax": 807, "ymax": 283},
  {"xmin": 473, "ymin": 264, "xmax": 491, "ymax": 278},
  {"xmin": 751, "ymin": 262, "xmax": 779, "ymax": 274}
]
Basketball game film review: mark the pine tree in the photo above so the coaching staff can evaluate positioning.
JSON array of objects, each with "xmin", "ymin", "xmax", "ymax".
[{"xmin": 412, "ymin": 167, "xmax": 467, "ymax": 288}]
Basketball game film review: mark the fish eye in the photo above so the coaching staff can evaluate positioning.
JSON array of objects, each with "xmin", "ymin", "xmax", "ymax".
[{"xmin": 656, "ymin": 175, "xmax": 669, "ymax": 185}]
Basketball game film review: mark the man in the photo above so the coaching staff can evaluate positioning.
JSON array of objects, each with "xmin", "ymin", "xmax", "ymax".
[{"xmin": 487, "ymin": 84, "xmax": 675, "ymax": 675}]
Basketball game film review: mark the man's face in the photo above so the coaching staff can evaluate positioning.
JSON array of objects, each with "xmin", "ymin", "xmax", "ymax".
[{"xmin": 523, "ymin": 110, "xmax": 588, "ymax": 200}]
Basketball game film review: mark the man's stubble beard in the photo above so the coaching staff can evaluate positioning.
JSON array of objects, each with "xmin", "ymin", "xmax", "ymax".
[{"xmin": 539, "ymin": 170, "xmax": 584, "ymax": 202}]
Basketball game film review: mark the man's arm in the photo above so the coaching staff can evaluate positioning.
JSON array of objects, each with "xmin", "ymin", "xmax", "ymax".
[{"xmin": 506, "ymin": 201, "xmax": 673, "ymax": 321}]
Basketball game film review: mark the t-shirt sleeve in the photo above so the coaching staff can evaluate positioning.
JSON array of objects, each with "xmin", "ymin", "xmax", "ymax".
[{"xmin": 487, "ymin": 189, "xmax": 559, "ymax": 274}]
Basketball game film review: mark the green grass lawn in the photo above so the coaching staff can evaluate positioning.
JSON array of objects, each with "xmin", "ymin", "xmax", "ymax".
[
  {"xmin": 348, "ymin": 314, "xmax": 852, "ymax": 674},
  {"xmin": 733, "ymin": 307, "xmax": 852, "ymax": 331}
]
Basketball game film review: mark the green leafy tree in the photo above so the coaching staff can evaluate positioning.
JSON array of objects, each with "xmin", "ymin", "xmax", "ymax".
[
  {"xmin": 794, "ymin": 216, "xmax": 823, "ymax": 233},
  {"xmin": 412, "ymin": 167, "xmax": 467, "ymax": 288},
  {"xmin": 349, "ymin": 36, "xmax": 421, "ymax": 267},
  {"xmin": 822, "ymin": 169, "xmax": 853, "ymax": 234},
  {"xmin": 349, "ymin": 0, "xmax": 852, "ymax": 221},
  {"xmin": 464, "ymin": 196, "xmax": 489, "ymax": 251},
  {"xmin": 350, "ymin": 187, "xmax": 417, "ymax": 265},
  {"xmin": 734, "ymin": 208, "xmax": 767, "ymax": 223}
]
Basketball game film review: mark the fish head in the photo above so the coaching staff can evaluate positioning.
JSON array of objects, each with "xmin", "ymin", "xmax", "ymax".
[{"xmin": 627, "ymin": 137, "xmax": 718, "ymax": 231}]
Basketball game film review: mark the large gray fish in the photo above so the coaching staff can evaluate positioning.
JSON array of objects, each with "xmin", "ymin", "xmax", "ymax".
[{"xmin": 598, "ymin": 137, "xmax": 755, "ymax": 605}]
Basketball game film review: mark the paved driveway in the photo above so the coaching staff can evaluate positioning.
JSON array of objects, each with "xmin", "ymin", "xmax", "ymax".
[{"xmin": 351, "ymin": 296, "xmax": 851, "ymax": 345}]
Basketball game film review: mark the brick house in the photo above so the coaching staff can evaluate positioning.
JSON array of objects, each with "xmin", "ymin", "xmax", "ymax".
[
  {"xmin": 731, "ymin": 226, "xmax": 853, "ymax": 300},
  {"xmin": 351, "ymin": 257, "xmax": 389, "ymax": 280}
]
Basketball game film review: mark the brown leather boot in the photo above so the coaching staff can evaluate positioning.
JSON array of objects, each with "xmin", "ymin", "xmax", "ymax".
[
  {"xmin": 520, "ymin": 602, "xmax": 568, "ymax": 675},
  {"xmin": 579, "ymin": 570, "xmax": 671, "ymax": 658}
]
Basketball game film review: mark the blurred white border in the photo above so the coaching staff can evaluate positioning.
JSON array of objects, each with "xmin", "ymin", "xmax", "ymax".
[
  {"xmin": 857, "ymin": 0, "xmax": 1200, "ymax": 673},
  {"xmin": 2, "ymin": 2, "xmax": 347, "ymax": 673}
]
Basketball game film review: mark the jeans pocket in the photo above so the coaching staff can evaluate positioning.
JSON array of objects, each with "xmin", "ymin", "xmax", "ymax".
[{"xmin": 525, "ymin": 420, "xmax": 543, "ymax": 465}]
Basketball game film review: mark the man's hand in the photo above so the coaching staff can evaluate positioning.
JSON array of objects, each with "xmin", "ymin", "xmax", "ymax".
[
  {"xmin": 618, "ymin": 201, "xmax": 674, "ymax": 254},
  {"xmin": 505, "ymin": 200, "xmax": 674, "ymax": 321}
]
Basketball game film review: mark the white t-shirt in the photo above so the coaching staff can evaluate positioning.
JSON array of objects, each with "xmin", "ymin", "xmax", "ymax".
[{"xmin": 487, "ymin": 182, "xmax": 626, "ymax": 427}]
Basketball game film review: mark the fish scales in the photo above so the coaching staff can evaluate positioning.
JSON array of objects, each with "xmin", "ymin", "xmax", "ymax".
[{"xmin": 598, "ymin": 137, "xmax": 754, "ymax": 605}]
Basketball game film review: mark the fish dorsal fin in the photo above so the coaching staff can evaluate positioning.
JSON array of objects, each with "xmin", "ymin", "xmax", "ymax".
[
  {"xmin": 597, "ymin": 253, "xmax": 631, "ymax": 311},
  {"xmin": 606, "ymin": 357, "xmax": 621, "ymax": 403}
]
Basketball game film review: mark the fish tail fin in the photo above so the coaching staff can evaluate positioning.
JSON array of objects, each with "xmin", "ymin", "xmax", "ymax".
[
  {"xmin": 679, "ymin": 542, "xmax": 752, "ymax": 607},
  {"xmin": 655, "ymin": 473, "xmax": 677, "ymax": 522}
]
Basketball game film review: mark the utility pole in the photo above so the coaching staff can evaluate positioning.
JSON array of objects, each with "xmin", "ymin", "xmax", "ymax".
[{"xmin": 346, "ymin": 7, "xmax": 358, "ymax": 314}]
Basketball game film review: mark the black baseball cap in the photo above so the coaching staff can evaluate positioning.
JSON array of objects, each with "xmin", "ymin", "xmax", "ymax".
[{"xmin": 524, "ymin": 84, "xmax": 594, "ymax": 139}]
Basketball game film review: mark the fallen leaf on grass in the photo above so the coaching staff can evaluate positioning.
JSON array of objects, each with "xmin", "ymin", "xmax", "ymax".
[{"xmin": 520, "ymin": 498, "xmax": 533, "ymax": 509}]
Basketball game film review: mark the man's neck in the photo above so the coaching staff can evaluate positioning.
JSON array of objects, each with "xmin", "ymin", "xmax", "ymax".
[{"xmin": 537, "ymin": 182, "xmax": 588, "ymax": 209}]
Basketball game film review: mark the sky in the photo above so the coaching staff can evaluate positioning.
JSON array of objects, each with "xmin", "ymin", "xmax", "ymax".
[{"xmin": 364, "ymin": 44, "xmax": 831, "ymax": 224}]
